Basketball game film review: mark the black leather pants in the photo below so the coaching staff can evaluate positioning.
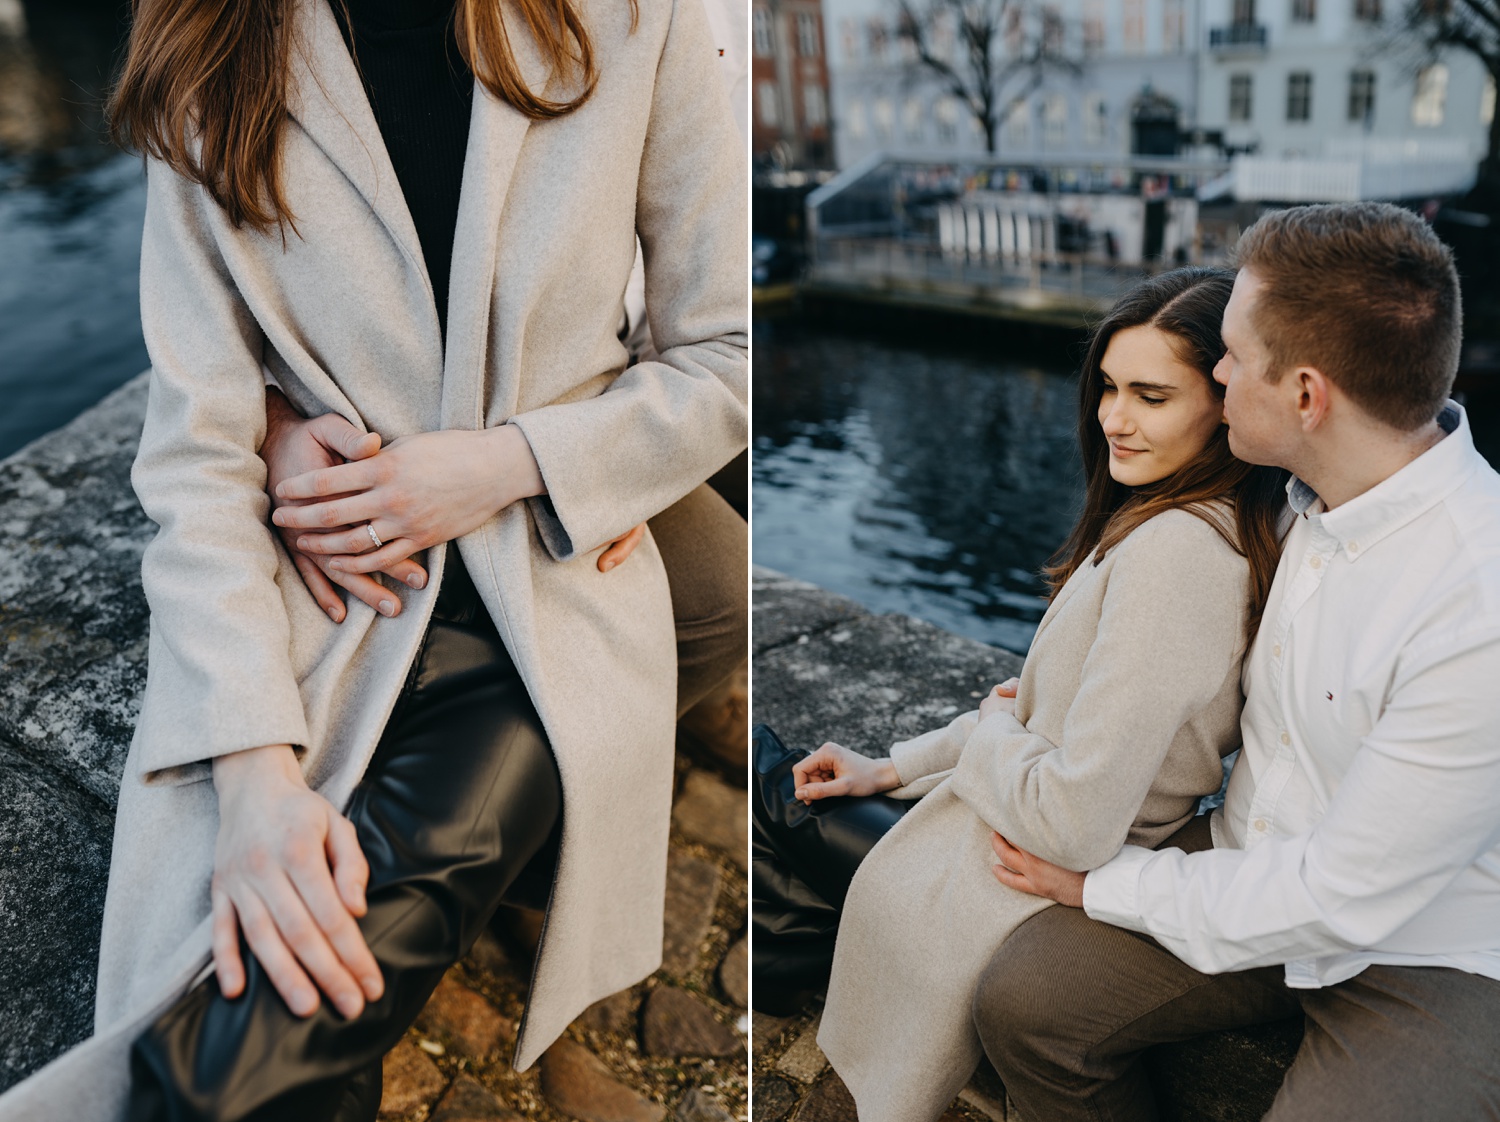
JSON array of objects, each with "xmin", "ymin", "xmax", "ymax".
[
  {"xmin": 750, "ymin": 725, "xmax": 910, "ymax": 1016},
  {"xmin": 127, "ymin": 549, "xmax": 562, "ymax": 1122}
]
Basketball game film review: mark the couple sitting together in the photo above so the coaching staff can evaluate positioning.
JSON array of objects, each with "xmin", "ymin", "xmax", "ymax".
[{"xmin": 753, "ymin": 201, "xmax": 1500, "ymax": 1122}]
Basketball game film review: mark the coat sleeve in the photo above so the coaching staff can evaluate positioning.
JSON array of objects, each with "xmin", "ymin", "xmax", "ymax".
[
  {"xmin": 508, "ymin": 0, "xmax": 748, "ymax": 561},
  {"xmin": 885, "ymin": 711, "xmax": 980, "ymax": 799},
  {"xmin": 949, "ymin": 511, "xmax": 1248, "ymax": 871},
  {"xmin": 129, "ymin": 160, "xmax": 310, "ymax": 784}
]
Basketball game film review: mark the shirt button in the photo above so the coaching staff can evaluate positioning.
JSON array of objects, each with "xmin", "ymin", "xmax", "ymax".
[
  {"xmin": 1254, "ymin": 818, "xmax": 1268, "ymax": 832},
  {"xmin": 1309, "ymin": 556, "xmax": 1322, "ymax": 569},
  {"xmin": 1280, "ymin": 731, "xmax": 1291, "ymax": 745},
  {"xmin": 1347, "ymin": 541, "xmax": 1359, "ymax": 553},
  {"xmin": 1272, "ymin": 644, "xmax": 1282, "ymax": 658}
]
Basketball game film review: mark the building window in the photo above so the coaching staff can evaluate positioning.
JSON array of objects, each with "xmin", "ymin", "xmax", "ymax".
[
  {"xmin": 1163, "ymin": 0, "xmax": 1186, "ymax": 51},
  {"xmin": 1287, "ymin": 71, "xmax": 1312, "ymax": 121},
  {"xmin": 1042, "ymin": 4, "xmax": 1064, "ymax": 52},
  {"xmin": 805, "ymin": 85, "xmax": 827, "ymax": 128},
  {"xmin": 840, "ymin": 18, "xmax": 859, "ymax": 59},
  {"xmin": 1004, "ymin": 5, "xmax": 1023, "ymax": 54},
  {"xmin": 797, "ymin": 12, "xmax": 821, "ymax": 57},
  {"xmin": 1083, "ymin": 92, "xmax": 1107, "ymax": 145},
  {"xmin": 1123, "ymin": 0, "xmax": 1145, "ymax": 47},
  {"xmin": 1043, "ymin": 93, "xmax": 1068, "ymax": 147},
  {"xmin": 1232, "ymin": 0, "xmax": 1256, "ymax": 22},
  {"xmin": 903, "ymin": 96, "xmax": 924, "ymax": 141},
  {"xmin": 846, "ymin": 99, "xmax": 867, "ymax": 139},
  {"xmin": 1484, "ymin": 73, "xmax": 1496, "ymax": 127},
  {"xmin": 1292, "ymin": 0, "xmax": 1316, "ymax": 21},
  {"xmin": 867, "ymin": 20, "xmax": 887, "ymax": 61},
  {"xmin": 936, "ymin": 97, "xmax": 959, "ymax": 142},
  {"xmin": 873, "ymin": 97, "xmax": 894, "ymax": 142},
  {"xmin": 757, "ymin": 81, "xmax": 779, "ymax": 127},
  {"xmin": 1003, "ymin": 97, "xmax": 1030, "ymax": 147},
  {"xmin": 753, "ymin": 7, "xmax": 773, "ymax": 56},
  {"xmin": 1412, "ymin": 63, "xmax": 1448, "ymax": 125},
  {"xmin": 1348, "ymin": 69, "xmax": 1376, "ymax": 121},
  {"xmin": 1229, "ymin": 73, "xmax": 1253, "ymax": 121},
  {"xmin": 1354, "ymin": 0, "xmax": 1381, "ymax": 19},
  {"xmin": 1083, "ymin": 0, "xmax": 1106, "ymax": 49}
]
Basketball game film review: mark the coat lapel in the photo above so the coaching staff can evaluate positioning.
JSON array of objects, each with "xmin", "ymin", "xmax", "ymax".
[
  {"xmin": 285, "ymin": 0, "xmax": 431, "ymax": 302},
  {"xmin": 440, "ymin": 2, "xmax": 556, "ymax": 429}
]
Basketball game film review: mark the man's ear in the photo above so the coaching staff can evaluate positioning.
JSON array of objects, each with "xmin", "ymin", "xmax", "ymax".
[{"xmin": 1296, "ymin": 366, "xmax": 1332, "ymax": 431}]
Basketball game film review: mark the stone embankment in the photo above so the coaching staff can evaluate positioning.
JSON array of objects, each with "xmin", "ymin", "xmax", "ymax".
[
  {"xmin": 749, "ymin": 567, "xmax": 1301, "ymax": 1122},
  {"xmin": 0, "ymin": 373, "xmax": 748, "ymax": 1121}
]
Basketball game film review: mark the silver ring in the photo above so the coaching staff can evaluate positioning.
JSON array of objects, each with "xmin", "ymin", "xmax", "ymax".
[{"xmin": 366, "ymin": 523, "xmax": 383, "ymax": 550}]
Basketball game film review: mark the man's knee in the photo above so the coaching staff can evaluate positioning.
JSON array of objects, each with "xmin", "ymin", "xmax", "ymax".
[{"xmin": 972, "ymin": 909, "xmax": 1069, "ymax": 1061}]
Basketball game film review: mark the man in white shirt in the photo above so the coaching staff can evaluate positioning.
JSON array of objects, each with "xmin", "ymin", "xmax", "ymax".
[{"xmin": 973, "ymin": 202, "xmax": 1500, "ymax": 1121}]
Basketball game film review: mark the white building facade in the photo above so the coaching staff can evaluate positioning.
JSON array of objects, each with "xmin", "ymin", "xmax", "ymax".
[
  {"xmin": 824, "ymin": 0, "xmax": 1205, "ymax": 168},
  {"xmin": 1198, "ymin": 0, "xmax": 1493, "ymax": 198}
]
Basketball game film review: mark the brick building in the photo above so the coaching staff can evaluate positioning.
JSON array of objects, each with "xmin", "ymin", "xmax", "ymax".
[{"xmin": 752, "ymin": 0, "xmax": 834, "ymax": 169}]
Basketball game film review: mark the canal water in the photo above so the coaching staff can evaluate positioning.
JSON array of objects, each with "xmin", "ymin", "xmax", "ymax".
[
  {"xmin": 0, "ymin": 0, "xmax": 147, "ymax": 460},
  {"xmin": 753, "ymin": 314, "xmax": 1087, "ymax": 653},
  {"xmin": 753, "ymin": 312, "xmax": 1500, "ymax": 654}
]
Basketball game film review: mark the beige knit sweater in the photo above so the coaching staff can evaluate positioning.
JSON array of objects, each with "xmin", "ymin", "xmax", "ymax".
[{"xmin": 817, "ymin": 506, "xmax": 1251, "ymax": 1122}]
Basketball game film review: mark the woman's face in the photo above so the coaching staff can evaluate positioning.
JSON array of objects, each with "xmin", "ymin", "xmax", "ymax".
[{"xmin": 1096, "ymin": 324, "xmax": 1224, "ymax": 487}]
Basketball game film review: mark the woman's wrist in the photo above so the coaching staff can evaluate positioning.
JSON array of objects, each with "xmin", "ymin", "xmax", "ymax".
[
  {"xmin": 875, "ymin": 757, "xmax": 901, "ymax": 791},
  {"xmin": 212, "ymin": 743, "xmax": 302, "ymax": 799},
  {"xmin": 483, "ymin": 425, "xmax": 547, "ymax": 511}
]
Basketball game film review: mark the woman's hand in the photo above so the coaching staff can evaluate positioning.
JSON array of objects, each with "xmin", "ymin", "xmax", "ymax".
[
  {"xmin": 260, "ymin": 389, "xmax": 429, "ymax": 621},
  {"xmin": 210, "ymin": 744, "xmax": 384, "ymax": 1018},
  {"xmin": 270, "ymin": 426, "xmax": 545, "ymax": 575},
  {"xmin": 791, "ymin": 742, "xmax": 901, "ymax": 804},
  {"xmin": 979, "ymin": 678, "xmax": 1020, "ymax": 721},
  {"xmin": 990, "ymin": 831, "xmax": 1086, "ymax": 907}
]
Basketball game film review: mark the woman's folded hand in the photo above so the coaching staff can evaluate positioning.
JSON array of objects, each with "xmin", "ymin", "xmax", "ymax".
[
  {"xmin": 271, "ymin": 425, "xmax": 546, "ymax": 575},
  {"xmin": 978, "ymin": 678, "xmax": 1020, "ymax": 721},
  {"xmin": 209, "ymin": 744, "xmax": 385, "ymax": 1019},
  {"xmin": 792, "ymin": 742, "xmax": 901, "ymax": 804}
]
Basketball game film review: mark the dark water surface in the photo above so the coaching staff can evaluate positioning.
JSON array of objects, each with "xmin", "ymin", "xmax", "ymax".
[
  {"xmin": 0, "ymin": 0, "xmax": 146, "ymax": 460},
  {"xmin": 753, "ymin": 313, "xmax": 1500, "ymax": 654},
  {"xmin": 753, "ymin": 315, "xmax": 1087, "ymax": 652}
]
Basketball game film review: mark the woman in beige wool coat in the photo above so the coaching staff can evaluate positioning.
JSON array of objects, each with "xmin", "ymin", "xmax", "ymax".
[
  {"xmin": 752, "ymin": 268, "xmax": 1288, "ymax": 1122},
  {"xmin": 0, "ymin": 0, "xmax": 745, "ymax": 1118}
]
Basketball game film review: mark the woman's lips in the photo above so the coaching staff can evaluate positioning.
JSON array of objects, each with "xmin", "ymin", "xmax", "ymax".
[{"xmin": 1110, "ymin": 443, "xmax": 1146, "ymax": 457}]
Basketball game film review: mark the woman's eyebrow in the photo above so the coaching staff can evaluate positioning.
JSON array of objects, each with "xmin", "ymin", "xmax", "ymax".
[{"xmin": 1126, "ymin": 379, "xmax": 1176, "ymax": 391}]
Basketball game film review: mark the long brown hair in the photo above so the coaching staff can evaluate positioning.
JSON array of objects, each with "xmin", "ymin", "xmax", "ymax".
[
  {"xmin": 107, "ymin": 0, "xmax": 633, "ymax": 231},
  {"xmin": 1045, "ymin": 267, "xmax": 1288, "ymax": 636}
]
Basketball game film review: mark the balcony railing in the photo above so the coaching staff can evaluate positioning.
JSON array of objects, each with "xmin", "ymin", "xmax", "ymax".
[{"xmin": 1207, "ymin": 22, "xmax": 1268, "ymax": 50}]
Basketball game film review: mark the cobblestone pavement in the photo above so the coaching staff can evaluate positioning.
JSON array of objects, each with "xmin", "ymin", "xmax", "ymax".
[
  {"xmin": 750, "ymin": 1007, "xmax": 1018, "ymax": 1122},
  {"xmin": 379, "ymin": 746, "xmax": 748, "ymax": 1122}
]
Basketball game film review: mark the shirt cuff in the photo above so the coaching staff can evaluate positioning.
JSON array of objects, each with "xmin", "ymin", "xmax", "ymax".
[{"xmin": 1081, "ymin": 845, "xmax": 1155, "ymax": 932}]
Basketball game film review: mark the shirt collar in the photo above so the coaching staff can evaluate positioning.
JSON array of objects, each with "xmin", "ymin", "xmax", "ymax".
[{"xmin": 1285, "ymin": 401, "xmax": 1477, "ymax": 559}]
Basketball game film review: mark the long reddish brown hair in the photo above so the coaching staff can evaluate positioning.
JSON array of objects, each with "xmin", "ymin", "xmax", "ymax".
[
  {"xmin": 1045, "ymin": 267, "xmax": 1288, "ymax": 637},
  {"xmin": 108, "ymin": 0, "xmax": 633, "ymax": 231}
]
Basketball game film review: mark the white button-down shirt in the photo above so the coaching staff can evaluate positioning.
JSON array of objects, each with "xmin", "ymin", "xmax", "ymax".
[{"xmin": 1083, "ymin": 403, "xmax": 1500, "ymax": 988}]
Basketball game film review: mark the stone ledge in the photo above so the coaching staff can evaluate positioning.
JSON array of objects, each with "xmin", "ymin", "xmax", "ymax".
[
  {"xmin": 749, "ymin": 569, "xmax": 1299, "ymax": 1122},
  {"xmin": 0, "ymin": 380, "xmax": 750, "ymax": 1120}
]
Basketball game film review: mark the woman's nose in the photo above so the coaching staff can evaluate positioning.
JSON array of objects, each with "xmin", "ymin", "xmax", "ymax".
[{"xmin": 1101, "ymin": 398, "xmax": 1132, "ymax": 436}]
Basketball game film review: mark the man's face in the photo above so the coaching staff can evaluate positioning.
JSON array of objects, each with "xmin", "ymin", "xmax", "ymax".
[{"xmin": 1213, "ymin": 269, "xmax": 1295, "ymax": 467}]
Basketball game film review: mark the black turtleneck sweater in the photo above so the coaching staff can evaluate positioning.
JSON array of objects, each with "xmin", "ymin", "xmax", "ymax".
[{"xmin": 329, "ymin": 0, "xmax": 473, "ymax": 338}]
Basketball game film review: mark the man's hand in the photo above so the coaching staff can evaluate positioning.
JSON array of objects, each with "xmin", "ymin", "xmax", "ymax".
[
  {"xmin": 599, "ymin": 523, "xmax": 646, "ymax": 572},
  {"xmin": 791, "ymin": 742, "xmax": 901, "ymax": 804},
  {"xmin": 261, "ymin": 388, "xmax": 428, "ymax": 621},
  {"xmin": 210, "ymin": 744, "xmax": 384, "ymax": 1018},
  {"xmin": 990, "ymin": 831, "xmax": 1086, "ymax": 908},
  {"xmin": 979, "ymin": 678, "xmax": 1020, "ymax": 721}
]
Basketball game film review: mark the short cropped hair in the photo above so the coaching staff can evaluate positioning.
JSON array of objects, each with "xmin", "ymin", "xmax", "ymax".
[{"xmin": 1232, "ymin": 202, "xmax": 1461, "ymax": 431}]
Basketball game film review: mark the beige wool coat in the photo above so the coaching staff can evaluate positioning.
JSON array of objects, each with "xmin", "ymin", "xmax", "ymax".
[
  {"xmin": 0, "ymin": 0, "xmax": 745, "ymax": 1115},
  {"xmin": 817, "ymin": 508, "xmax": 1250, "ymax": 1122}
]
